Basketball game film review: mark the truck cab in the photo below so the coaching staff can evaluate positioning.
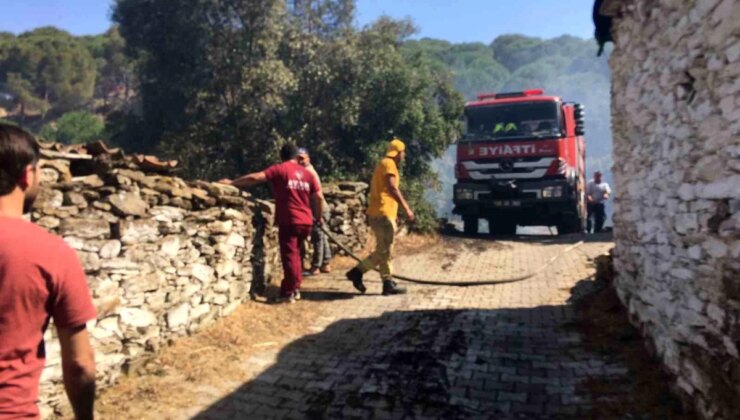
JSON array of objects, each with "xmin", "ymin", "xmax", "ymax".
[{"xmin": 453, "ymin": 89, "xmax": 586, "ymax": 235}]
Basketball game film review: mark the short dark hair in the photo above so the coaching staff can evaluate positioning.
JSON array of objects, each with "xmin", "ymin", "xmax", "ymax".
[
  {"xmin": 0, "ymin": 123, "xmax": 40, "ymax": 195},
  {"xmin": 280, "ymin": 143, "xmax": 297, "ymax": 162}
]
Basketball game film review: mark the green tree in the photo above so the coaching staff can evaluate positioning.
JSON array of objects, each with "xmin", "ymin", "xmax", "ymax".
[
  {"xmin": 502, "ymin": 56, "xmax": 571, "ymax": 90},
  {"xmin": 81, "ymin": 27, "xmax": 136, "ymax": 107},
  {"xmin": 3, "ymin": 73, "xmax": 49, "ymax": 126},
  {"xmin": 491, "ymin": 34, "xmax": 544, "ymax": 71},
  {"xmin": 0, "ymin": 27, "xmax": 96, "ymax": 118},
  {"xmin": 403, "ymin": 39, "xmax": 510, "ymax": 100},
  {"xmin": 114, "ymin": 0, "xmax": 234, "ymax": 153},
  {"xmin": 275, "ymin": 14, "xmax": 464, "ymax": 232},
  {"xmin": 39, "ymin": 111, "xmax": 105, "ymax": 144},
  {"xmin": 0, "ymin": 32, "xmax": 15, "ymax": 62},
  {"xmin": 114, "ymin": 0, "xmax": 464, "ymax": 231}
]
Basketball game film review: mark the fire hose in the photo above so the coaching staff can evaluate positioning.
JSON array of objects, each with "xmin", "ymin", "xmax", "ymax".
[{"xmin": 319, "ymin": 223, "xmax": 585, "ymax": 287}]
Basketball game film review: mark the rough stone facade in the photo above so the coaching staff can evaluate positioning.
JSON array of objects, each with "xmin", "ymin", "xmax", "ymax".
[
  {"xmin": 603, "ymin": 0, "xmax": 740, "ymax": 418},
  {"xmin": 31, "ymin": 143, "xmax": 368, "ymax": 417}
]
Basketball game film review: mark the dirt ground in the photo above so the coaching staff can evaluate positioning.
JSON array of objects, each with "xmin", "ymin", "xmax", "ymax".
[
  {"xmin": 93, "ymin": 233, "xmax": 440, "ymax": 419},
  {"xmin": 95, "ymin": 300, "xmax": 314, "ymax": 419},
  {"xmin": 571, "ymin": 283, "xmax": 696, "ymax": 420},
  {"xmin": 84, "ymin": 232, "xmax": 696, "ymax": 419},
  {"xmin": 329, "ymin": 231, "xmax": 441, "ymax": 270}
]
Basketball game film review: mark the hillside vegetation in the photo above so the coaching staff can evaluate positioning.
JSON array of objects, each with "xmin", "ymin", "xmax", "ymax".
[{"xmin": 0, "ymin": 1, "xmax": 613, "ymax": 230}]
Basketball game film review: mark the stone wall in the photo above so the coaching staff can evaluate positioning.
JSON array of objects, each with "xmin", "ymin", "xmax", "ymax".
[
  {"xmin": 603, "ymin": 0, "xmax": 740, "ymax": 418},
  {"xmin": 32, "ymin": 143, "xmax": 368, "ymax": 417}
]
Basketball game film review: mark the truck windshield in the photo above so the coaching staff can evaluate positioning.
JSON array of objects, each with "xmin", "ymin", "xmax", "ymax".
[{"xmin": 462, "ymin": 101, "xmax": 561, "ymax": 141}]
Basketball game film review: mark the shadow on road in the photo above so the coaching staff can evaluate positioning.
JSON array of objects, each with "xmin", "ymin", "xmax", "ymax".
[
  {"xmin": 193, "ymin": 277, "xmax": 675, "ymax": 419},
  {"xmin": 298, "ymin": 290, "xmax": 356, "ymax": 302},
  {"xmin": 441, "ymin": 228, "xmax": 613, "ymax": 247}
]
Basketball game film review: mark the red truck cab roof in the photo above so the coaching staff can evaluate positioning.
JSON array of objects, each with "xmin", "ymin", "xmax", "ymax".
[{"xmin": 466, "ymin": 89, "xmax": 562, "ymax": 107}]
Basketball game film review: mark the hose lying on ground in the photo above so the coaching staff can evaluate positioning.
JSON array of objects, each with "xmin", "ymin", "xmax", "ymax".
[{"xmin": 319, "ymin": 223, "xmax": 585, "ymax": 287}]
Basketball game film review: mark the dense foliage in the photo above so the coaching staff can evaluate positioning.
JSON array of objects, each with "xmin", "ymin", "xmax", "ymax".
[
  {"xmin": 112, "ymin": 0, "xmax": 465, "ymax": 232},
  {"xmin": 39, "ymin": 111, "xmax": 105, "ymax": 144},
  {"xmin": 113, "ymin": 1, "xmax": 462, "ymax": 179},
  {"xmin": 0, "ymin": 2, "xmax": 614, "ymax": 230},
  {"xmin": 0, "ymin": 27, "xmax": 133, "ymax": 132},
  {"xmin": 0, "ymin": 27, "xmax": 96, "ymax": 122}
]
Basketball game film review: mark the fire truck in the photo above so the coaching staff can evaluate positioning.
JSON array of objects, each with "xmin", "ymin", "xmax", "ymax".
[{"xmin": 453, "ymin": 89, "xmax": 586, "ymax": 236}]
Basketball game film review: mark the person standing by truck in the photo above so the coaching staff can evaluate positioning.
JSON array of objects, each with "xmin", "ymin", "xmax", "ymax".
[
  {"xmin": 586, "ymin": 170, "xmax": 611, "ymax": 233},
  {"xmin": 345, "ymin": 138, "xmax": 415, "ymax": 296}
]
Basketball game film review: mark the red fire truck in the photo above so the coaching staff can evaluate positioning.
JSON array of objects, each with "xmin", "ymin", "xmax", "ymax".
[{"xmin": 453, "ymin": 89, "xmax": 586, "ymax": 235}]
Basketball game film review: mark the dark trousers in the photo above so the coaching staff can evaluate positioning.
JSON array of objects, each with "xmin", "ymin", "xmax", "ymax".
[
  {"xmin": 310, "ymin": 223, "xmax": 332, "ymax": 268},
  {"xmin": 278, "ymin": 224, "xmax": 312, "ymax": 297},
  {"xmin": 587, "ymin": 203, "xmax": 606, "ymax": 233}
]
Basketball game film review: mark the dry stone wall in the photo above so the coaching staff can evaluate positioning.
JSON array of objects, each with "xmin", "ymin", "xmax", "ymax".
[
  {"xmin": 604, "ymin": 0, "xmax": 740, "ymax": 418},
  {"xmin": 31, "ymin": 143, "xmax": 368, "ymax": 417}
]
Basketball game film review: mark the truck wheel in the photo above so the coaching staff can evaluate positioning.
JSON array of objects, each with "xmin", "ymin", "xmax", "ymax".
[
  {"xmin": 489, "ymin": 219, "xmax": 517, "ymax": 236},
  {"xmin": 463, "ymin": 216, "xmax": 479, "ymax": 236},
  {"xmin": 557, "ymin": 215, "xmax": 583, "ymax": 235}
]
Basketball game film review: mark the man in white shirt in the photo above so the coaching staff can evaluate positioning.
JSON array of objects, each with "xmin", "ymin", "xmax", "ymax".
[{"xmin": 586, "ymin": 171, "xmax": 611, "ymax": 233}]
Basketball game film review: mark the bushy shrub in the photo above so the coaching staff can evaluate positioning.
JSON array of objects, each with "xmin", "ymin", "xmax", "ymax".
[
  {"xmin": 0, "ymin": 118, "xmax": 18, "ymax": 127},
  {"xmin": 39, "ymin": 111, "xmax": 105, "ymax": 144}
]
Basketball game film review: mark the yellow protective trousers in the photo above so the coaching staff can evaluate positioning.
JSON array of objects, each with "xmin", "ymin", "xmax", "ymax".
[{"xmin": 358, "ymin": 216, "xmax": 396, "ymax": 280}]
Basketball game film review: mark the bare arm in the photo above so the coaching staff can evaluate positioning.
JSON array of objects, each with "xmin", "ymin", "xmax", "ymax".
[
  {"xmin": 219, "ymin": 171, "xmax": 267, "ymax": 190},
  {"xmin": 58, "ymin": 325, "xmax": 96, "ymax": 420},
  {"xmin": 386, "ymin": 174, "xmax": 415, "ymax": 222},
  {"xmin": 312, "ymin": 191, "xmax": 324, "ymax": 224}
]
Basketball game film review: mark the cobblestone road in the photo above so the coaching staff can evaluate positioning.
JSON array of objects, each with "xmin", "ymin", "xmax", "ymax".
[{"xmin": 192, "ymin": 233, "xmax": 617, "ymax": 419}]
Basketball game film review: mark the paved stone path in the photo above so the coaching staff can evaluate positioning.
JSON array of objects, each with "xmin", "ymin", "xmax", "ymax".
[{"xmin": 191, "ymin": 233, "xmax": 619, "ymax": 419}]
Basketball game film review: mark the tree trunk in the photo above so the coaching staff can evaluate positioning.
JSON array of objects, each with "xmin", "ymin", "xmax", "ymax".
[
  {"xmin": 41, "ymin": 90, "xmax": 49, "ymax": 121},
  {"xmin": 19, "ymin": 102, "xmax": 26, "ymax": 128}
]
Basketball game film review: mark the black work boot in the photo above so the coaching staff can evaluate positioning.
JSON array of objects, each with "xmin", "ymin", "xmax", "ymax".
[
  {"xmin": 382, "ymin": 279, "xmax": 406, "ymax": 295},
  {"xmin": 345, "ymin": 267, "xmax": 367, "ymax": 294}
]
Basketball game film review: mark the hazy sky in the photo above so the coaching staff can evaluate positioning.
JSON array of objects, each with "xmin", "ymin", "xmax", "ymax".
[{"xmin": 1, "ymin": 0, "xmax": 596, "ymax": 42}]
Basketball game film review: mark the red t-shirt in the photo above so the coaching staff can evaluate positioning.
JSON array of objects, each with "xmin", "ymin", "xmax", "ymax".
[
  {"xmin": 264, "ymin": 161, "xmax": 320, "ymax": 226},
  {"xmin": 0, "ymin": 217, "xmax": 96, "ymax": 418}
]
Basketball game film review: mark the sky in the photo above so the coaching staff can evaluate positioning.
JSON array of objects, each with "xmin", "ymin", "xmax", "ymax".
[{"xmin": 1, "ymin": 0, "xmax": 596, "ymax": 42}]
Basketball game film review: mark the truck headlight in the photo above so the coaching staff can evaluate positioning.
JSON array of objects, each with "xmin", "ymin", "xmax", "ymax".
[
  {"xmin": 542, "ymin": 186, "xmax": 563, "ymax": 198},
  {"xmin": 456, "ymin": 188, "xmax": 474, "ymax": 200}
]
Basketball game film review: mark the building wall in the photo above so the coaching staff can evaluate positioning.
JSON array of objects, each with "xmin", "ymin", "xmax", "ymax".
[
  {"xmin": 32, "ymin": 145, "xmax": 369, "ymax": 417},
  {"xmin": 606, "ymin": 0, "xmax": 740, "ymax": 418}
]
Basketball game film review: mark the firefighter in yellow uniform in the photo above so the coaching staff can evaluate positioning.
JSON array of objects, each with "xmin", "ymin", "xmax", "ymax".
[
  {"xmin": 494, "ymin": 122, "xmax": 518, "ymax": 135},
  {"xmin": 345, "ymin": 138, "xmax": 415, "ymax": 295}
]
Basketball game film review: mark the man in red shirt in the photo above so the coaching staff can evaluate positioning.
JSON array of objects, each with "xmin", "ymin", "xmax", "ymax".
[
  {"xmin": 220, "ymin": 144, "xmax": 323, "ymax": 303},
  {"xmin": 0, "ymin": 123, "xmax": 97, "ymax": 419}
]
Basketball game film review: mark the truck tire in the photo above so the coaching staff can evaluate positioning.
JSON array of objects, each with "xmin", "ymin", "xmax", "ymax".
[
  {"xmin": 463, "ymin": 216, "xmax": 479, "ymax": 236},
  {"xmin": 489, "ymin": 219, "xmax": 517, "ymax": 236},
  {"xmin": 557, "ymin": 215, "xmax": 584, "ymax": 235}
]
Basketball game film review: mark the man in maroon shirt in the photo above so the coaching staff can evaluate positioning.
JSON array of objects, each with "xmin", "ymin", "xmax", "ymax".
[
  {"xmin": 0, "ymin": 123, "xmax": 97, "ymax": 419},
  {"xmin": 220, "ymin": 144, "xmax": 323, "ymax": 303}
]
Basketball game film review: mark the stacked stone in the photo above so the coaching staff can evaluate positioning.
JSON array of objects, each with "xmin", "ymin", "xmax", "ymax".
[
  {"xmin": 323, "ymin": 181, "xmax": 369, "ymax": 255},
  {"xmin": 30, "ymin": 142, "xmax": 369, "ymax": 416},
  {"xmin": 604, "ymin": 0, "xmax": 740, "ymax": 418},
  {"xmin": 32, "ymin": 151, "xmax": 279, "ymax": 416}
]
